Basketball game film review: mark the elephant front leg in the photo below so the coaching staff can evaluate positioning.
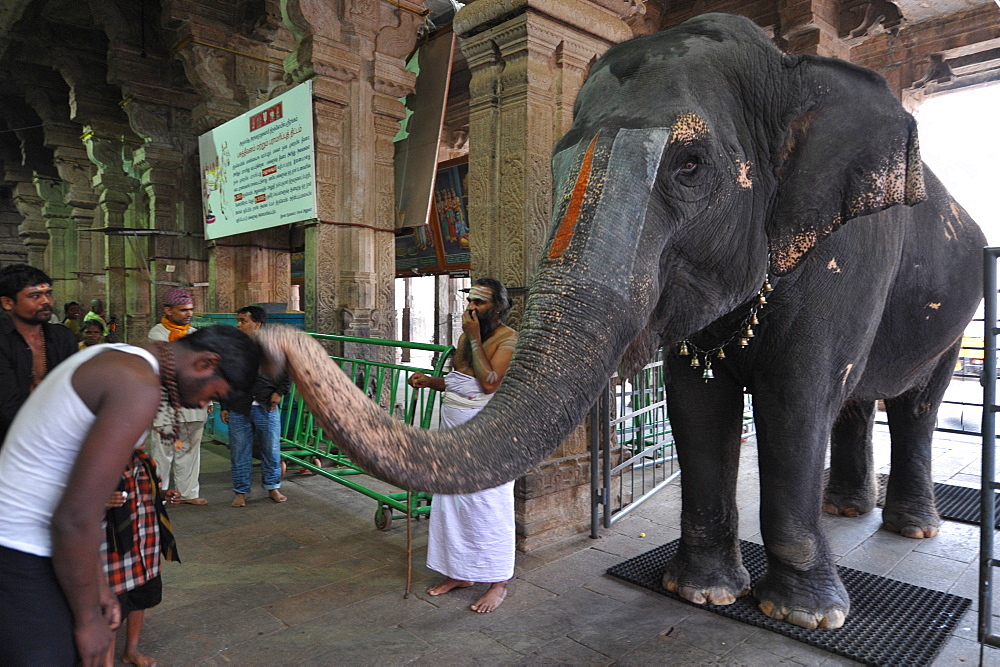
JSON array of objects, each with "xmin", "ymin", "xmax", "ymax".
[
  {"xmin": 824, "ymin": 399, "xmax": 878, "ymax": 517},
  {"xmin": 753, "ymin": 407, "xmax": 850, "ymax": 629},
  {"xmin": 661, "ymin": 366, "xmax": 750, "ymax": 606}
]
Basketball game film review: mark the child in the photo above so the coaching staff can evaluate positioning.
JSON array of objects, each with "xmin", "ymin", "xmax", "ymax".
[{"xmin": 104, "ymin": 449, "xmax": 180, "ymax": 666}]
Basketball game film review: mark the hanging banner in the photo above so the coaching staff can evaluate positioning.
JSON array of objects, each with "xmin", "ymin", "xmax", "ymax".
[{"xmin": 199, "ymin": 81, "xmax": 317, "ymax": 240}]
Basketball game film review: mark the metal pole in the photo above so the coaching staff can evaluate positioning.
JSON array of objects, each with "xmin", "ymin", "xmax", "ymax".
[
  {"xmin": 980, "ymin": 247, "xmax": 999, "ymax": 646},
  {"xmin": 590, "ymin": 395, "xmax": 602, "ymax": 539}
]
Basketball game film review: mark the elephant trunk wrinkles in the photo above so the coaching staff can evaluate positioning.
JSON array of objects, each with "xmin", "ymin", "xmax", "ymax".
[{"xmin": 257, "ymin": 280, "xmax": 632, "ymax": 494}]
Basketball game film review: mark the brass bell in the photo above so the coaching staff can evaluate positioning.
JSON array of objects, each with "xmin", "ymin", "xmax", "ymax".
[
  {"xmin": 763, "ymin": 281, "xmax": 773, "ymax": 292},
  {"xmin": 757, "ymin": 294, "xmax": 767, "ymax": 304},
  {"xmin": 750, "ymin": 314, "xmax": 759, "ymax": 325},
  {"xmin": 744, "ymin": 327, "xmax": 754, "ymax": 338},
  {"xmin": 739, "ymin": 337, "xmax": 749, "ymax": 347},
  {"xmin": 703, "ymin": 367, "xmax": 714, "ymax": 380},
  {"xmin": 690, "ymin": 356, "xmax": 700, "ymax": 367},
  {"xmin": 716, "ymin": 348, "xmax": 726, "ymax": 359},
  {"xmin": 679, "ymin": 341, "xmax": 690, "ymax": 356}
]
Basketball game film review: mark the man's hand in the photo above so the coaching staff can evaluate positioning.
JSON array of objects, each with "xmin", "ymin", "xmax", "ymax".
[
  {"xmin": 461, "ymin": 309, "xmax": 481, "ymax": 339},
  {"xmin": 220, "ymin": 409, "xmax": 229, "ymax": 424},
  {"xmin": 408, "ymin": 372, "xmax": 432, "ymax": 389},
  {"xmin": 99, "ymin": 581, "xmax": 121, "ymax": 631},
  {"xmin": 269, "ymin": 392, "xmax": 281, "ymax": 412},
  {"xmin": 408, "ymin": 372, "xmax": 445, "ymax": 392},
  {"xmin": 163, "ymin": 489, "xmax": 182, "ymax": 506},
  {"xmin": 74, "ymin": 615, "xmax": 114, "ymax": 667}
]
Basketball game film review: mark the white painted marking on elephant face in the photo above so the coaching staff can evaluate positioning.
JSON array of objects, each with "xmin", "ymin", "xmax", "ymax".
[
  {"xmin": 827, "ymin": 258, "xmax": 841, "ymax": 273},
  {"xmin": 949, "ymin": 202, "xmax": 966, "ymax": 227},
  {"xmin": 841, "ymin": 364, "xmax": 853, "ymax": 387},
  {"xmin": 942, "ymin": 216, "xmax": 958, "ymax": 241}
]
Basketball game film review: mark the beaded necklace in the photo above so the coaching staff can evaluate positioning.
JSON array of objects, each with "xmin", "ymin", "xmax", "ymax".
[
  {"xmin": 153, "ymin": 342, "xmax": 184, "ymax": 449},
  {"xmin": 27, "ymin": 327, "xmax": 48, "ymax": 389}
]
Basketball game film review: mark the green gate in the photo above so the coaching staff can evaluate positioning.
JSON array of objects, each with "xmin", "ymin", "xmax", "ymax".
[{"xmin": 278, "ymin": 333, "xmax": 454, "ymax": 530}]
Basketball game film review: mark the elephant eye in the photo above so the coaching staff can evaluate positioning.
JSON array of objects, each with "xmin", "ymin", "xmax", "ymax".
[{"xmin": 677, "ymin": 158, "xmax": 699, "ymax": 175}]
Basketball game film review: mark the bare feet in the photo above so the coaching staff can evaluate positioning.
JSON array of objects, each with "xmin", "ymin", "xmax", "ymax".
[
  {"xmin": 231, "ymin": 493, "xmax": 246, "ymax": 508},
  {"xmin": 471, "ymin": 582, "xmax": 507, "ymax": 613},
  {"xmin": 122, "ymin": 650, "xmax": 157, "ymax": 666},
  {"xmin": 426, "ymin": 578, "xmax": 473, "ymax": 596},
  {"xmin": 269, "ymin": 489, "xmax": 287, "ymax": 503},
  {"xmin": 180, "ymin": 498, "xmax": 207, "ymax": 506}
]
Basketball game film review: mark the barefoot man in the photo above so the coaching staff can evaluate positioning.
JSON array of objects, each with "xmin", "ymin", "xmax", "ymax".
[
  {"xmin": 0, "ymin": 325, "xmax": 259, "ymax": 665},
  {"xmin": 408, "ymin": 278, "xmax": 518, "ymax": 613}
]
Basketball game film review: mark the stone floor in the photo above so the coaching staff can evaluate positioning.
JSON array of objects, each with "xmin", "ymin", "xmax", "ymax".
[{"xmin": 127, "ymin": 423, "xmax": 1000, "ymax": 666}]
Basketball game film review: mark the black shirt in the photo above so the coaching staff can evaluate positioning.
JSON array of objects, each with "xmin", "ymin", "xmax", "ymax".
[{"xmin": 0, "ymin": 313, "xmax": 78, "ymax": 447}]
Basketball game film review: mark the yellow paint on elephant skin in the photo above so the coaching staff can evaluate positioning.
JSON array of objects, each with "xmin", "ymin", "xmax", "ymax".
[
  {"xmin": 735, "ymin": 159, "xmax": 752, "ymax": 189},
  {"xmin": 771, "ymin": 227, "xmax": 822, "ymax": 274},
  {"xmin": 927, "ymin": 302, "xmax": 941, "ymax": 310},
  {"xmin": 841, "ymin": 364, "xmax": 853, "ymax": 387},
  {"xmin": 669, "ymin": 113, "xmax": 709, "ymax": 144},
  {"xmin": 827, "ymin": 258, "xmax": 841, "ymax": 273}
]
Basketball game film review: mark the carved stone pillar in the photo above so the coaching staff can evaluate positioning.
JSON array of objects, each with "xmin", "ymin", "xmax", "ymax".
[
  {"xmin": 54, "ymin": 148, "xmax": 98, "ymax": 303},
  {"xmin": 282, "ymin": 0, "xmax": 422, "ymax": 349},
  {"xmin": 456, "ymin": 0, "xmax": 630, "ymax": 550},
  {"xmin": 0, "ymin": 187, "xmax": 27, "ymax": 264},
  {"xmin": 11, "ymin": 180, "xmax": 47, "ymax": 268},
  {"xmin": 82, "ymin": 129, "xmax": 139, "ymax": 337},
  {"xmin": 778, "ymin": 0, "xmax": 850, "ymax": 58},
  {"xmin": 34, "ymin": 177, "xmax": 73, "ymax": 306}
]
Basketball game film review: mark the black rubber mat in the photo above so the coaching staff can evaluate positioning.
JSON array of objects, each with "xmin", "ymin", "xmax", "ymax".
[
  {"xmin": 929, "ymin": 481, "xmax": 999, "ymax": 528},
  {"xmin": 608, "ymin": 539, "xmax": 970, "ymax": 666}
]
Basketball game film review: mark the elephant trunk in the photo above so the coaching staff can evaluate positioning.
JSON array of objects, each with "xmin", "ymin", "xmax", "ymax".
[{"xmin": 257, "ymin": 279, "xmax": 632, "ymax": 494}]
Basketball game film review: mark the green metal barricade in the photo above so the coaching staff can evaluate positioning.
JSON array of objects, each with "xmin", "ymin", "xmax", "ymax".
[{"xmin": 278, "ymin": 333, "xmax": 454, "ymax": 530}]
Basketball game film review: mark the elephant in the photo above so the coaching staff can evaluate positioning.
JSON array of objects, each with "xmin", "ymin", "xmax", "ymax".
[{"xmin": 257, "ymin": 12, "xmax": 985, "ymax": 631}]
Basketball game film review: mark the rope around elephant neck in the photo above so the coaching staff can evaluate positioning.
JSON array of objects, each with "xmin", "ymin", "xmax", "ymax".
[{"xmin": 678, "ymin": 275, "xmax": 773, "ymax": 380}]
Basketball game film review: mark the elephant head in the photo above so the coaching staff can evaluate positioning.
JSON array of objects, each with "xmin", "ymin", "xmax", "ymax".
[{"xmin": 258, "ymin": 13, "xmax": 925, "ymax": 494}]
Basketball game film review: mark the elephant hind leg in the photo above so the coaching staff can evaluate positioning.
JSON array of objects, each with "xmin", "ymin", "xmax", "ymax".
[
  {"xmin": 881, "ymin": 344, "xmax": 959, "ymax": 538},
  {"xmin": 823, "ymin": 399, "xmax": 878, "ymax": 517}
]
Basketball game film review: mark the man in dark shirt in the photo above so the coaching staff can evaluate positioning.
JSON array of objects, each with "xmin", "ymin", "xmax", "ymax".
[
  {"xmin": 0, "ymin": 264, "xmax": 78, "ymax": 446},
  {"xmin": 219, "ymin": 305, "xmax": 290, "ymax": 507}
]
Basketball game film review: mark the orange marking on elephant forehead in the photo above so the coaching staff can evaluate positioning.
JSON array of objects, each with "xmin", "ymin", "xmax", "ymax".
[
  {"xmin": 549, "ymin": 134, "xmax": 598, "ymax": 260},
  {"xmin": 670, "ymin": 113, "xmax": 709, "ymax": 144}
]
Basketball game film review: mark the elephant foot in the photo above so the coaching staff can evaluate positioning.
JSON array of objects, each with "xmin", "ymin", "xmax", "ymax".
[
  {"xmin": 881, "ymin": 503, "xmax": 940, "ymax": 539},
  {"xmin": 661, "ymin": 548, "xmax": 750, "ymax": 606},
  {"xmin": 753, "ymin": 567, "xmax": 849, "ymax": 630},
  {"xmin": 822, "ymin": 476, "xmax": 877, "ymax": 517},
  {"xmin": 822, "ymin": 486, "xmax": 876, "ymax": 518}
]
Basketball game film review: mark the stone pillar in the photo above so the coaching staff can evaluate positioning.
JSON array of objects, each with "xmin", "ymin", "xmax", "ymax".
[
  {"xmin": 82, "ymin": 129, "xmax": 140, "ymax": 337},
  {"xmin": 34, "ymin": 177, "xmax": 73, "ymax": 306},
  {"xmin": 53, "ymin": 148, "xmax": 98, "ymax": 304},
  {"xmin": 8, "ymin": 172, "xmax": 48, "ymax": 268},
  {"xmin": 455, "ymin": 0, "xmax": 630, "ymax": 550},
  {"xmin": 0, "ymin": 187, "xmax": 27, "ymax": 264},
  {"xmin": 282, "ymin": 0, "xmax": 422, "ymax": 352},
  {"xmin": 778, "ymin": 0, "xmax": 850, "ymax": 58}
]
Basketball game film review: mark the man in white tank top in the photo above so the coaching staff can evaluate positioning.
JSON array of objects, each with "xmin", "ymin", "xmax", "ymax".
[{"xmin": 0, "ymin": 326, "xmax": 261, "ymax": 666}]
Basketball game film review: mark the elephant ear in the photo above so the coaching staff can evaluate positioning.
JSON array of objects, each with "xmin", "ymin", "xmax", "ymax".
[{"xmin": 767, "ymin": 57, "xmax": 926, "ymax": 276}]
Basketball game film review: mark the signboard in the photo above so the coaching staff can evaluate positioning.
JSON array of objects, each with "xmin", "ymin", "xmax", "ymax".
[
  {"xmin": 199, "ymin": 81, "xmax": 317, "ymax": 240},
  {"xmin": 395, "ymin": 157, "xmax": 471, "ymax": 276}
]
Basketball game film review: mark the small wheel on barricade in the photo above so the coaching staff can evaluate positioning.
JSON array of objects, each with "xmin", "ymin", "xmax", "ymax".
[{"xmin": 374, "ymin": 504, "xmax": 393, "ymax": 531}]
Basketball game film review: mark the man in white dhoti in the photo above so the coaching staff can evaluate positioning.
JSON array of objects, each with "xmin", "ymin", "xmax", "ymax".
[{"xmin": 408, "ymin": 278, "xmax": 518, "ymax": 613}]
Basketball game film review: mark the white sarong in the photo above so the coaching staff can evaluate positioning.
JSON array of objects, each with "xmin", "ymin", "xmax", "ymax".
[{"xmin": 426, "ymin": 371, "xmax": 515, "ymax": 582}]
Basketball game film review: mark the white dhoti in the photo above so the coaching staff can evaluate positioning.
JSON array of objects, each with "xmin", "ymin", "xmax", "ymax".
[{"xmin": 426, "ymin": 371, "xmax": 515, "ymax": 583}]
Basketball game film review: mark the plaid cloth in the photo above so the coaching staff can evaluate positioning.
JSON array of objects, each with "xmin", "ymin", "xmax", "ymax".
[{"xmin": 103, "ymin": 451, "xmax": 178, "ymax": 595}]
